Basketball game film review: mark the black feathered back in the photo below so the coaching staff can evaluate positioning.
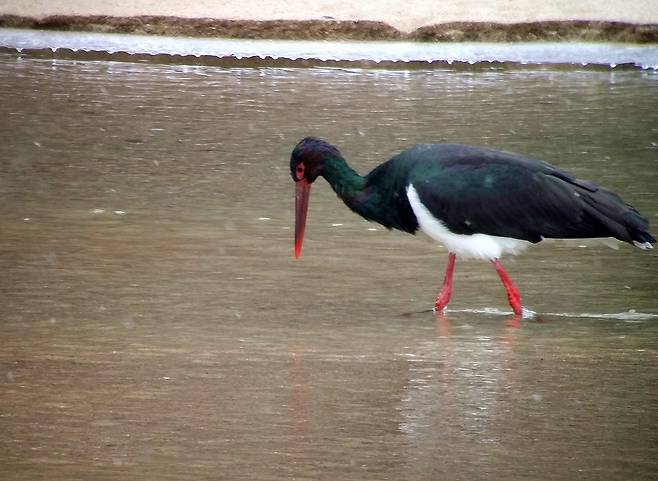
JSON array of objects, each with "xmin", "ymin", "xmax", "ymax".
[{"xmin": 374, "ymin": 144, "xmax": 655, "ymax": 246}]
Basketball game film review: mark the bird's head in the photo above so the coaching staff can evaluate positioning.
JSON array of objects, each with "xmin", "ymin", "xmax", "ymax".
[
  {"xmin": 290, "ymin": 136, "xmax": 340, "ymax": 183},
  {"xmin": 290, "ymin": 137, "xmax": 341, "ymax": 259}
]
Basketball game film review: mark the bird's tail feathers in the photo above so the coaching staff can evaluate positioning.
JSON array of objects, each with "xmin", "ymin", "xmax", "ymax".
[
  {"xmin": 629, "ymin": 219, "xmax": 656, "ymax": 249},
  {"xmin": 622, "ymin": 208, "xmax": 656, "ymax": 249},
  {"xmin": 581, "ymin": 187, "xmax": 655, "ymax": 249}
]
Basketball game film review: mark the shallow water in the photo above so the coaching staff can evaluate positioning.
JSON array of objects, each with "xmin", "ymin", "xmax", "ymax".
[{"xmin": 1, "ymin": 53, "xmax": 657, "ymax": 480}]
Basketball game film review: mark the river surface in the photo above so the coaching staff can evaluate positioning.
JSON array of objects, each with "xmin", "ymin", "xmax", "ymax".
[{"xmin": 1, "ymin": 52, "xmax": 657, "ymax": 480}]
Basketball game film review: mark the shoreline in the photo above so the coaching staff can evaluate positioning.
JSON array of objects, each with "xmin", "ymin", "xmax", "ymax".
[
  {"xmin": 3, "ymin": 27, "xmax": 657, "ymax": 71},
  {"xmin": 1, "ymin": 15, "xmax": 657, "ymax": 43}
]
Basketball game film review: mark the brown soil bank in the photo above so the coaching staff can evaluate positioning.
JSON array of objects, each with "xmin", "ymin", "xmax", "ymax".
[{"xmin": 1, "ymin": 15, "xmax": 657, "ymax": 43}]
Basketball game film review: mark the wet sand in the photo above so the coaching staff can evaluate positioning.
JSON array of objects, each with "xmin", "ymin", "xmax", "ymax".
[
  {"xmin": 0, "ymin": 0, "xmax": 657, "ymax": 42},
  {"xmin": 1, "ymin": 15, "xmax": 657, "ymax": 43}
]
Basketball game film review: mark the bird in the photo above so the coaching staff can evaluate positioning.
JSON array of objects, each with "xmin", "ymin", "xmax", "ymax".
[{"xmin": 290, "ymin": 137, "xmax": 655, "ymax": 316}]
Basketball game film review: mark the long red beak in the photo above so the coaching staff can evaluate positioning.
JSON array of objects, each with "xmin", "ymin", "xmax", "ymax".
[{"xmin": 294, "ymin": 179, "xmax": 311, "ymax": 259}]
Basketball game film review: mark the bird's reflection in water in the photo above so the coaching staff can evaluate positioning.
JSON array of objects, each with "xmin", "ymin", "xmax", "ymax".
[
  {"xmin": 401, "ymin": 309, "xmax": 523, "ymax": 334},
  {"xmin": 434, "ymin": 311, "xmax": 452, "ymax": 337},
  {"xmin": 397, "ymin": 310, "xmax": 523, "ymax": 466},
  {"xmin": 434, "ymin": 310, "xmax": 521, "ymax": 344}
]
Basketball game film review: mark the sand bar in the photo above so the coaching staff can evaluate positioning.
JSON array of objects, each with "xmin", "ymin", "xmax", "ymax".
[{"xmin": 0, "ymin": 1, "xmax": 657, "ymax": 42}]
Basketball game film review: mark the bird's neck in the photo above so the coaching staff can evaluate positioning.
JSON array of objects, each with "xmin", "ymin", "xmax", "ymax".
[
  {"xmin": 320, "ymin": 150, "xmax": 418, "ymax": 233},
  {"xmin": 322, "ymin": 154, "xmax": 367, "ymax": 206}
]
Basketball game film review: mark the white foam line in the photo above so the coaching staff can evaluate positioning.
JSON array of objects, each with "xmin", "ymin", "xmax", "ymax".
[
  {"xmin": 543, "ymin": 311, "xmax": 658, "ymax": 321},
  {"xmin": 448, "ymin": 308, "xmax": 658, "ymax": 321},
  {"xmin": 1, "ymin": 29, "xmax": 657, "ymax": 69},
  {"xmin": 447, "ymin": 307, "xmax": 536, "ymax": 319}
]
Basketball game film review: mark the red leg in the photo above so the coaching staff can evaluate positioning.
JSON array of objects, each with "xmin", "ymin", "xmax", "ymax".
[
  {"xmin": 492, "ymin": 259, "xmax": 523, "ymax": 316},
  {"xmin": 434, "ymin": 252, "xmax": 456, "ymax": 312}
]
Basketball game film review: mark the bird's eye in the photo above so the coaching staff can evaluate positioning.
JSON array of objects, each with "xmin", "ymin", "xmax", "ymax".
[{"xmin": 295, "ymin": 163, "xmax": 305, "ymax": 180}]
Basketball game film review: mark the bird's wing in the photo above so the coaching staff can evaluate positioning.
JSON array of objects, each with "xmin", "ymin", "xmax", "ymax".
[{"xmin": 410, "ymin": 158, "xmax": 598, "ymax": 243}]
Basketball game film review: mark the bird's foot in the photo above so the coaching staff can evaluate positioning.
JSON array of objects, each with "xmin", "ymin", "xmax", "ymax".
[
  {"xmin": 508, "ymin": 298, "xmax": 523, "ymax": 317},
  {"xmin": 433, "ymin": 293, "xmax": 451, "ymax": 313},
  {"xmin": 433, "ymin": 305, "xmax": 448, "ymax": 313}
]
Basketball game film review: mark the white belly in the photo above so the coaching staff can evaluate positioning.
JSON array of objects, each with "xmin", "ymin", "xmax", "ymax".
[{"xmin": 406, "ymin": 184, "xmax": 531, "ymax": 260}]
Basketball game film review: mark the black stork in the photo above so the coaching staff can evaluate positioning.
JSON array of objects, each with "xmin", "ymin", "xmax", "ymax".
[{"xmin": 290, "ymin": 137, "xmax": 655, "ymax": 316}]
